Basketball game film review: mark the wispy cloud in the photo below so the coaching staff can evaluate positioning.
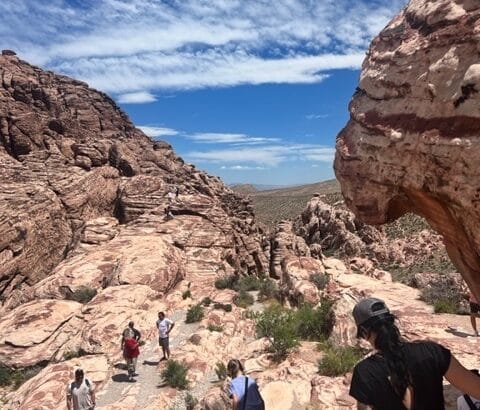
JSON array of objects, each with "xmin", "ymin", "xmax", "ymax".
[
  {"xmin": 189, "ymin": 133, "xmax": 279, "ymax": 145},
  {"xmin": 117, "ymin": 91, "xmax": 156, "ymax": 104},
  {"xmin": 306, "ymin": 113, "xmax": 329, "ymax": 120},
  {"xmin": 221, "ymin": 165, "xmax": 266, "ymax": 170},
  {"xmin": 0, "ymin": 0, "xmax": 407, "ymax": 94},
  {"xmin": 139, "ymin": 126, "xmax": 179, "ymax": 138},
  {"xmin": 186, "ymin": 144, "xmax": 335, "ymax": 167}
]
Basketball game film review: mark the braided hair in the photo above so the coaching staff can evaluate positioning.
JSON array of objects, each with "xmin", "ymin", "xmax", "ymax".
[{"xmin": 362, "ymin": 314, "xmax": 411, "ymax": 400}]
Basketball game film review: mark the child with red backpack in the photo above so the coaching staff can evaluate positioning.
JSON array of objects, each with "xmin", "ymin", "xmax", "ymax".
[{"xmin": 123, "ymin": 336, "xmax": 140, "ymax": 381}]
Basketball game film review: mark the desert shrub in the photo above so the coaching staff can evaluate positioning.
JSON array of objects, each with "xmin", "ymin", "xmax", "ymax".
[
  {"xmin": 237, "ymin": 275, "xmax": 262, "ymax": 291},
  {"xmin": 213, "ymin": 303, "xmax": 232, "ymax": 312},
  {"xmin": 201, "ymin": 297, "xmax": 212, "ymax": 306},
  {"xmin": 214, "ymin": 275, "xmax": 238, "ymax": 290},
  {"xmin": 67, "ymin": 286, "xmax": 97, "ymax": 304},
  {"xmin": 161, "ymin": 360, "xmax": 189, "ymax": 389},
  {"xmin": 63, "ymin": 348, "xmax": 86, "ymax": 361},
  {"xmin": 185, "ymin": 304, "xmax": 204, "ymax": 323},
  {"xmin": 295, "ymin": 300, "xmax": 335, "ymax": 341},
  {"xmin": 420, "ymin": 280, "xmax": 463, "ymax": 314},
  {"xmin": 215, "ymin": 361, "xmax": 227, "ymax": 381},
  {"xmin": 310, "ymin": 273, "xmax": 329, "ymax": 290},
  {"xmin": 317, "ymin": 344, "xmax": 364, "ymax": 376},
  {"xmin": 233, "ymin": 290, "xmax": 255, "ymax": 308},
  {"xmin": 258, "ymin": 278, "xmax": 280, "ymax": 301},
  {"xmin": 0, "ymin": 364, "xmax": 43, "ymax": 389},
  {"xmin": 185, "ymin": 392, "xmax": 198, "ymax": 409},
  {"xmin": 255, "ymin": 303, "xmax": 298, "ymax": 360},
  {"xmin": 207, "ymin": 324, "xmax": 223, "ymax": 332},
  {"xmin": 182, "ymin": 290, "xmax": 191, "ymax": 300}
]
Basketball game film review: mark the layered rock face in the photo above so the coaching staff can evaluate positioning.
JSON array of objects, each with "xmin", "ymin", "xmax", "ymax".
[
  {"xmin": 334, "ymin": 0, "xmax": 480, "ymax": 298},
  {"xmin": 0, "ymin": 51, "xmax": 268, "ymax": 298}
]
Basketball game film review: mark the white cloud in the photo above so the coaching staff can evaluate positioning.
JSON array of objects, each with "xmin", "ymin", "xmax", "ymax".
[
  {"xmin": 189, "ymin": 132, "xmax": 279, "ymax": 144},
  {"xmin": 306, "ymin": 113, "xmax": 329, "ymax": 120},
  {"xmin": 138, "ymin": 126, "xmax": 179, "ymax": 138},
  {"xmin": 117, "ymin": 91, "xmax": 156, "ymax": 103},
  {"xmin": 0, "ymin": 0, "xmax": 407, "ymax": 93},
  {"xmin": 221, "ymin": 165, "xmax": 266, "ymax": 170},
  {"xmin": 186, "ymin": 144, "xmax": 335, "ymax": 167}
]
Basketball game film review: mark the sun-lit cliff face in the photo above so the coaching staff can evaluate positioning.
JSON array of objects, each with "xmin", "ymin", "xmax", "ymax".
[{"xmin": 334, "ymin": 0, "xmax": 480, "ymax": 299}]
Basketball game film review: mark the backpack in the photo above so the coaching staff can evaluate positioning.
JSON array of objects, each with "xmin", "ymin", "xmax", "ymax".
[
  {"xmin": 70, "ymin": 378, "xmax": 90, "ymax": 393},
  {"xmin": 464, "ymin": 394, "xmax": 480, "ymax": 410}
]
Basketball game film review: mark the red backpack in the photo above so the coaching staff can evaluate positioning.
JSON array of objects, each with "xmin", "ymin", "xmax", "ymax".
[{"xmin": 124, "ymin": 338, "xmax": 139, "ymax": 358}]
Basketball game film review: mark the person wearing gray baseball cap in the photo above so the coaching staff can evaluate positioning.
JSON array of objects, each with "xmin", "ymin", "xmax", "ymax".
[{"xmin": 349, "ymin": 297, "xmax": 480, "ymax": 410}]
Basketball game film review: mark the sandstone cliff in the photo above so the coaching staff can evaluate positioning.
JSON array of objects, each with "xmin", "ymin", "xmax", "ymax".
[
  {"xmin": 0, "ymin": 50, "xmax": 268, "ymax": 301},
  {"xmin": 334, "ymin": 0, "xmax": 480, "ymax": 299}
]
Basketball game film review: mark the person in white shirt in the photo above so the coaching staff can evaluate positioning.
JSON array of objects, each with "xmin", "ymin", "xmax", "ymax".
[
  {"xmin": 156, "ymin": 311, "xmax": 174, "ymax": 361},
  {"xmin": 457, "ymin": 369, "xmax": 480, "ymax": 410},
  {"xmin": 66, "ymin": 368, "xmax": 95, "ymax": 410}
]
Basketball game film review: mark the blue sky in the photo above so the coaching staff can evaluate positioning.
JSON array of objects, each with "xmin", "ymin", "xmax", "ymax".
[{"xmin": 0, "ymin": 0, "xmax": 407, "ymax": 186}]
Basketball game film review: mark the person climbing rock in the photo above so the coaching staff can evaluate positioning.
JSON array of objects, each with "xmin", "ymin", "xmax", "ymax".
[
  {"xmin": 123, "ymin": 334, "xmax": 140, "ymax": 381},
  {"xmin": 469, "ymin": 292, "xmax": 480, "ymax": 337},
  {"xmin": 121, "ymin": 321, "xmax": 141, "ymax": 345},
  {"xmin": 227, "ymin": 359, "xmax": 265, "ymax": 410},
  {"xmin": 164, "ymin": 205, "xmax": 173, "ymax": 220},
  {"xmin": 349, "ymin": 297, "xmax": 480, "ymax": 410},
  {"xmin": 457, "ymin": 369, "xmax": 480, "ymax": 410},
  {"xmin": 66, "ymin": 368, "xmax": 95, "ymax": 410},
  {"xmin": 156, "ymin": 311, "xmax": 174, "ymax": 360}
]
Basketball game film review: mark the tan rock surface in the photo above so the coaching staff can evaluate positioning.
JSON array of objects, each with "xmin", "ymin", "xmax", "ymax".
[{"xmin": 334, "ymin": 0, "xmax": 480, "ymax": 298}]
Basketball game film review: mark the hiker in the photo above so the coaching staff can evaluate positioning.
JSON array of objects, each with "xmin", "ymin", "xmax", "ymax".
[
  {"xmin": 469, "ymin": 291, "xmax": 480, "ymax": 337},
  {"xmin": 167, "ymin": 189, "xmax": 175, "ymax": 203},
  {"xmin": 175, "ymin": 186, "xmax": 179, "ymax": 199},
  {"xmin": 349, "ymin": 297, "xmax": 480, "ymax": 410},
  {"xmin": 457, "ymin": 369, "xmax": 480, "ymax": 409},
  {"xmin": 123, "ymin": 334, "xmax": 140, "ymax": 381},
  {"xmin": 164, "ymin": 205, "xmax": 173, "ymax": 220},
  {"xmin": 121, "ymin": 321, "xmax": 141, "ymax": 345},
  {"xmin": 66, "ymin": 368, "xmax": 95, "ymax": 410},
  {"xmin": 227, "ymin": 359, "xmax": 265, "ymax": 410},
  {"xmin": 156, "ymin": 311, "xmax": 174, "ymax": 360}
]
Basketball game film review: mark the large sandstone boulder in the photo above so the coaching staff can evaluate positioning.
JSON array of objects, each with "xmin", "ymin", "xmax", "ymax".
[{"xmin": 334, "ymin": 0, "xmax": 480, "ymax": 298}]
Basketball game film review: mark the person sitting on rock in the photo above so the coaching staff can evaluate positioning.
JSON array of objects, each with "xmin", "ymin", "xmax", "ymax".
[
  {"xmin": 123, "ymin": 334, "xmax": 140, "ymax": 382},
  {"xmin": 156, "ymin": 311, "xmax": 174, "ymax": 361},
  {"xmin": 469, "ymin": 291, "xmax": 480, "ymax": 337},
  {"xmin": 164, "ymin": 205, "xmax": 173, "ymax": 220},
  {"xmin": 349, "ymin": 297, "xmax": 480, "ymax": 410},
  {"xmin": 457, "ymin": 369, "xmax": 480, "ymax": 410},
  {"xmin": 227, "ymin": 359, "xmax": 265, "ymax": 410},
  {"xmin": 66, "ymin": 368, "xmax": 95, "ymax": 410}
]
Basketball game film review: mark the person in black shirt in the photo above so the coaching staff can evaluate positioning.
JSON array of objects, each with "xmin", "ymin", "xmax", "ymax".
[{"xmin": 349, "ymin": 297, "xmax": 480, "ymax": 410}]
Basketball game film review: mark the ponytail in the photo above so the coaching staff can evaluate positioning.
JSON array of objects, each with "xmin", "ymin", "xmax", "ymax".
[
  {"xmin": 227, "ymin": 359, "xmax": 244, "ymax": 378},
  {"xmin": 370, "ymin": 316, "xmax": 410, "ymax": 399}
]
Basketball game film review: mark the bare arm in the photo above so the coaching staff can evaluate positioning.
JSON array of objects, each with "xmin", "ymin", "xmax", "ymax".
[
  {"xmin": 232, "ymin": 394, "xmax": 239, "ymax": 410},
  {"xmin": 66, "ymin": 393, "xmax": 72, "ymax": 410},
  {"xmin": 167, "ymin": 322, "xmax": 175, "ymax": 335},
  {"xmin": 445, "ymin": 355, "xmax": 480, "ymax": 398},
  {"xmin": 90, "ymin": 388, "xmax": 96, "ymax": 408}
]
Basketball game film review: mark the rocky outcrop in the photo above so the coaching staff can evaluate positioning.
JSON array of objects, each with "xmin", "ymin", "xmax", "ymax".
[
  {"xmin": 334, "ymin": 0, "xmax": 480, "ymax": 299},
  {"xmin": 0, "ymin": 52, "xmax": 268, "ymax": 299}
]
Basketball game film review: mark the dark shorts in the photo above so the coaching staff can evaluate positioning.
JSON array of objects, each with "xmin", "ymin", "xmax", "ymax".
[
  {"xmin": 159, "ymin": 336, "xmax": 169, "ymax": 349},
  {"xmin": 470, "ymin": 302, "xmax": 480, "ymax": 314}
]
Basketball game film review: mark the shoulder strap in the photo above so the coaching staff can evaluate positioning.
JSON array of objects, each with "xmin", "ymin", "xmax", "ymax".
[
  {"xmin": 85, "ymin": 378, "xmax": 90, "ymax": 388},
  {"xmin": 464, "ymin": 394, "xmax": 477, "ymax": 410},
  {"xmin": 243, "ymin": 376, "xmax": 249, "ymax": 410},
  {"xmin": 70, "ymin": 382, "xmax": 75, "ymax": 393}
]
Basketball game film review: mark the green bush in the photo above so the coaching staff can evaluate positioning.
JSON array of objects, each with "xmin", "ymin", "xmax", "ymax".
[
  {"xmin": 310, "ymin": 273, "xmax": 329, "ymax": 290},
  {"xmin": 420, "ymin": 280, "xmax": 463, "ymax": 314},
  {"xmin": 185, "ymin": 304, "xmax": 204, "ymax": 323},
  {"xmin": 233, "ymin": 290, "xmax": 255, "ymax": 308},
  {"xmin": 317, "ymin": 344, "xmax": 364, "ymax": 376},
  {"xmin": 201, "ymin": 297, "xmax": 212, "ymax": 306},
  {"xmin": 215, "ymin": 361, "xmax": 227, "ymax": 381},
  {"xmin": 182, "ymin": 290, "xmax": 191, "ymax": 300},
  {"xmin": 185, "ymin": 392, "xmax": 198, "ymax": 409},
  {"xmin": 207, "ymin": 324, "xmax": 224, "ymax": 332},
  {"xmin": 161, "ymin": 360, "xmax": 189, "ymax": 389},
  {"xmin": 66, "ymin": 286, "xmax": 97, "ymax": 304},
  {"xmin": 237, "ymin": 275, "xmax": 262, "ymax": 291},
  {"xmin": 258, "ymin": 278, "xmax": 280, "ymax": 301},
  {"xmin": 295, "ymin": 300, "xmax": 335, "ymax": 341},
  {"xmin": 0, "ymin": 364, "xmax": 43, "ymax": 389},
  {"xmin": 213, "ymin": 303, "xmax": 232, "ymax": 312},
  {"xmin": 63, "ymin": 349, "xmax": 86, "ymax": 361},
  {"xmin": 255, "ymin": 303, "xmax": 298, "ymax": 360},
  {"xmin": 214, "ymin": 275, "xmax": 238, "ymax": 290}
]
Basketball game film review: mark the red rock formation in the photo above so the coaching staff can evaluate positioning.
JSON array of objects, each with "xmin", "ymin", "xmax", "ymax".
[
  {"xmin": 334, "ymin": 0, "xmax": 480, "ymax": 299},
  {"xmin": 0, "ymin": 52, "xmax": 268, "ymax": 298}
]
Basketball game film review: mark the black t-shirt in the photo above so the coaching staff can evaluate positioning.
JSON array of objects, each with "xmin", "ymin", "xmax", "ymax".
[{"xmin": 350, "ymin": 341, "xmax": 451, "ymax": 410}]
